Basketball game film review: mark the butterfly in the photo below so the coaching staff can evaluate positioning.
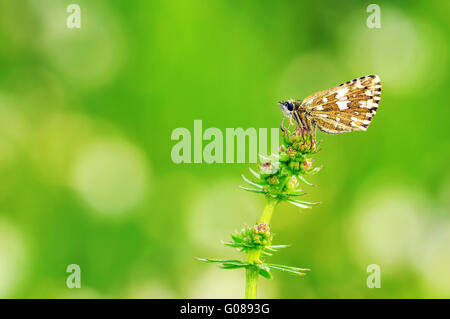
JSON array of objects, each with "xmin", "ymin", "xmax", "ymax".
[{"xmin": 278, "ymin": 75, "xmax": 381, "ymax": 138}]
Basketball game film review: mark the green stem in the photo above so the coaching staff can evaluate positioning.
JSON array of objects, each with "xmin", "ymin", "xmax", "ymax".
[{"xmin": 245, "ymin": 197, "xmax": 278, "ymax": 299}]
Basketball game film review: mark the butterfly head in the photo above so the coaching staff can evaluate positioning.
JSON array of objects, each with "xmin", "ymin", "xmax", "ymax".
[{"xmin": 278, "ymin": 101, "xmax": 295, "ymax": 116}]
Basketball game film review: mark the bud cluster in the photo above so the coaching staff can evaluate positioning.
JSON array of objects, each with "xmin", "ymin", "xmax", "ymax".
[
  {"xmin": 240, "ymin": 125, "xmax": 322, "ymax": 208},
  {"xmin": 232, "ymin": 223, "xmax": 273, "ymax": 250}
]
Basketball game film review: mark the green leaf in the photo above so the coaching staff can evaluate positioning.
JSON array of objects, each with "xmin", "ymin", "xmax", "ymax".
[
  {"xmin": 285, "ymin": 192, "xmax": 306, "ymax": 197},
  {"xmin": 248, "ymin": 167, "xmax": 261, "ymax": 179},
  {"xmin": 224, "ymin": 242, "xmax": 253, "ymax": 250},
  {"xmin": 241, "ymin": 175, "xmax": 264, "ymax": 189},
  {"xmin": 287, "ymin": 200, "xmax": 312, "ymax": 209},
  {"xmin": 269, "ymin": 244, "xmax": 290, "ymax": 248},
  {"xmin": 265, "ymin": 244, "xmax": 290, "ymax": 251},
  {"xmin": 238, "ymin": 186, "xmax": 265, "ymax": 194},
  {"xmin": 266, "ymin": 263, "xmax": 310, "ymax": 272},
  {"xmin": 231, "ymin": 234, "xmax": 243, "ymax": 243},
  {"xmin": 289, "ymin": 199, "xmax": 320, "ymax": 206},
  {"xmin": 309, "ymin": 165, "xmax": 323, "ymax": 175},
  {"xmin": 265, "ymin": 263, "xmax": 310, "ymax": 276},
  {"xmin": 297, "ymin": 175, "xmax": 315, "ymax": 186},
  {"xmin": 257, "ymin": 265, "xmax": 272, "ymax": 279},
  {"xmin": 197, "ymin": 258, "xmax": 252, "ymax": 271},
  {"xmin": 196, "ymin": 258, "xmax": 246, "ymax": 265},
  {"xmin": 220, "ymin": 263, "xmax": 247, "ymax": 270},
  {"xmin": 224, "ymin": 242, "xmax": 242, "ymax": 248}
]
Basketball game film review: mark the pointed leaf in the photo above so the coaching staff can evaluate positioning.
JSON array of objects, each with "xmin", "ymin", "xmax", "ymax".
[
  {"xmin": 297, "ymin": 175, "xmax": 315, "ymax": 186},
  {"xmin": 231, "ymin": 234, "xmax": 243, "ymax": 243},
  {"xmin": 265, "ymin": 244, "xmax": 290, "ymax": 252},
  {"xmin": 221, "ymin": 264, "xmax": 247, "ymax": 270},
  {"xmin": 269, "ymin": 244, "xmax": 290, "ymax": 249},
  {"xmin": 287, "ymin": 200, "xmax": 312, "ymax": 209},
  {"xmin": 196, "ymin": 258, "xmax": 247, "ymax": 266},
  {"xmin": 224, "ymin": 242, "xmax": 242, "ymax": 248},
  {"xmin": 289, "ymin": 199, "xmax": 320, "ymax": 206},
  {"xmin": 248, "ymin": 167, "xmax": 261, "ymax": 179},
  {"xmin": 257, "ymin": 265, "xmax": 272, "ymax": 279},
  {"xmin": 309, "ymin": 165, "xmax": 323, "ymax": 175},
  {"xmin": 265, "ymin": 263, "xmax": 310, "ymax": 272},
  {"xmin": 265, "ymin": 265, "xmax": 308, "ymax": 276},
  {"xmin": 241, "ymin": 175, "xmax": 264, "ymax": 189},
  {"xmin": 238, "ymin": 186, "xmax": 265, "ymax": 194},
  {"xmin": 285, "ymin": 192, "xmax": 306, "ymax": 197}
]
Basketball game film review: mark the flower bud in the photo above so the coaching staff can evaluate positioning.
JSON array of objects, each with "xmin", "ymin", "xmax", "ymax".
[
  {"xmin": 286, "ymin": 175, "xmax": 300, "ymax": 191},
  {"xmin": 268, "ymin": 176, "xmax": 279, "ymax": 185},
  {"xmin": 302, "ymin": 158, "xmax": 312, "ymax": 171},
  {"xmin": 259, "ymin": 160, "xmax": 279, "ymax": 175},
  {"xmin": 287, "ymin": 147, "xmax": 296, "ymax": 158},
  {"xmin": 254, "ymin": 223, "xmax": 269, "ymax": 233},
  {"xmin": 289, "ymin": 161, "xmax": 300, "ymax": 171},
  {"xmin": 252, "ymin": 223, "xmax": 272, "ymax": 246}
]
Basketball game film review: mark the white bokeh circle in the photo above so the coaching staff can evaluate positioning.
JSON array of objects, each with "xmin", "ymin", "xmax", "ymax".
[{"xmin": 71, "ymin": 138, "xmax": 149, "ymax": 215}]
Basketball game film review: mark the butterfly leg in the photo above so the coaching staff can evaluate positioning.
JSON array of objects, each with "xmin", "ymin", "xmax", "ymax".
[
  {"xmin": 311, "ymin": 127, "xmax": 317, "ymax": 147},
  {"xmin": 306, "ymin": 118, "xmax": 316, "ymax": 146},
  {"xmin": 280, "ymin": 115, "xmax": 286, "ymax": 132},
  {"xmin": 288, "ymin": 116, "xmax": 294, "ymax": 126}
]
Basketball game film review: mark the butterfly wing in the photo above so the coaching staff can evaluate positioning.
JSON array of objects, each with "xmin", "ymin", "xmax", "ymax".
[{"xmin": 300, "ymin": 75, "xmax": 382, "ymax": 134}]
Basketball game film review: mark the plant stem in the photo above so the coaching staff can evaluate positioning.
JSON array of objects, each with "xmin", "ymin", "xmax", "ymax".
[
  {"xmin": 259, "ymin": 197, "xmax": 278, "ymax": 224},
  {"xmin": 245, "ymin": 197, "xmax": 278, "ymax": 299}
]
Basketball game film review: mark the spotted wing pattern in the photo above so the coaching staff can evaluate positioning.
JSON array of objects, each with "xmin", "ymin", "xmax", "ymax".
[{"xmin": 299, "ymin": 75, "xmax": 382, "ymax": 134}]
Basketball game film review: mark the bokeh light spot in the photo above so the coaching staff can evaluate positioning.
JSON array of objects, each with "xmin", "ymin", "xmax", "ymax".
[
  {"xmin": 30, "ymin": 113, "xmax": 95, "ymax": 185},
  {"xmin": 350, "ymin": 187, "xmax": 426, "ymax": 269},
  {"xmin": 0, "ymin": 220, "xmax": 26, "ymax": 297},
  {"xmin": 419, "ymin": 225, "xmax": 450, "ymax": 295},
  {"xmin": 277, "ymin": 52, "xmax": 343, "ymax": 99},
  {"xmin": 30, "ymin": 0, "xmax": 125, "ymax": 90},
  {"xmin": 189, "ymin": 180, "xmax": 262, "ymax": 252},
  {"xmin": 71, "ymin": 138, "xmax": 150, "ymax": 215},
  {"xmin": 338, "ymin": 8, "xmax": 445, "ymax": 93}
]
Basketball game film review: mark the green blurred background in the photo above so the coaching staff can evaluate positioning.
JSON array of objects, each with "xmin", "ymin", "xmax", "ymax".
[{"xmin": 0, "ymin": 0, "xmax": 449, "ymax": 298}]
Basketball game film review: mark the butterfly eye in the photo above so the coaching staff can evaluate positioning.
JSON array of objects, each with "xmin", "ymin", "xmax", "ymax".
[{"xmin": 287, "ymin": 103, "xmax": 294, "ymax": 111}]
